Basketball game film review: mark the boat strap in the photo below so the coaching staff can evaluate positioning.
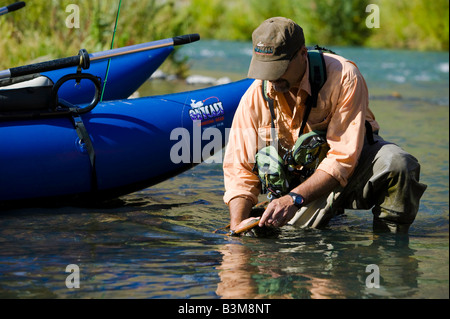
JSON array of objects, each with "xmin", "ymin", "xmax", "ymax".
[{"xmin": 71, "ymin": 113, "xmax": 98, "ymax": 192}]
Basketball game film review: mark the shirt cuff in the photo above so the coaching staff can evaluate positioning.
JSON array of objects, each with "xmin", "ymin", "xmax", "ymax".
[{"xmin": 223, "ymin": 190, "xmax": 258, "ymax": 206}]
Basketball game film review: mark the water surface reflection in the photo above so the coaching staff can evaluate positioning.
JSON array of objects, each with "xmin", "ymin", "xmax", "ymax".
[{"xmin": 215, "ymin": 225, "xmax": 420, "ymax": 299}]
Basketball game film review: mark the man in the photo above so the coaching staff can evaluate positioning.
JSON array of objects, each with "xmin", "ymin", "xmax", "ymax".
[{"xmin": 223, "ymin": 17, "xmax": 427, "ymax": 234}]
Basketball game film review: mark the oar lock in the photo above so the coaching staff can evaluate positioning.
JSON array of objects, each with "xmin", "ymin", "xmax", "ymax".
[{"xmin": 51, "ymin": 48, "xmax": 102, "ymax": 114}]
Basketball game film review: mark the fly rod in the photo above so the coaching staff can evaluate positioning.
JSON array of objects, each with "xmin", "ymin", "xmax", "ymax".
[{"xmin": 0, "ymin": 34, "xmax": 200, "ymax": 80}]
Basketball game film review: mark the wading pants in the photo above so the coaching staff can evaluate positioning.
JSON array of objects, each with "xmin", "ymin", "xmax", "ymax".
[{"xmin": 288, "ymin": 134, "xmax": 428, "ymax": 233}]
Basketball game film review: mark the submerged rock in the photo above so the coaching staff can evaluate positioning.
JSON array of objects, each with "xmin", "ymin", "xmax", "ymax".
[{"xmin": 186, "ymin": 75, "xmax": 231, "ymax": 85}]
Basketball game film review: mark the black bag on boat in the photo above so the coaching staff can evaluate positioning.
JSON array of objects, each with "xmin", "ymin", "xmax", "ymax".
[{"xmin": 0, "ymin": 75, "xmax": 54, "ymax": 112}]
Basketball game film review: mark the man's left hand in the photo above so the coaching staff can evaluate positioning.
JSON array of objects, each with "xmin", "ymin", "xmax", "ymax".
[{"xmin": 259, "ymin": 195, "xmax": 299, "ymax": 228}]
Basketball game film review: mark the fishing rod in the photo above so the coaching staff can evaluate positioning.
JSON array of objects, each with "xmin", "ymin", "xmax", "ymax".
[
  {"xmin": 101, "ymin": 0, "xmax": 122, "ymax": 102},
  {"xmin": 0, "ymin": 1, "xmax": 25, "ymax": 16},
  {"xmin": 0, "ymin": 34, "xmax": 200, "ymax": 80}
]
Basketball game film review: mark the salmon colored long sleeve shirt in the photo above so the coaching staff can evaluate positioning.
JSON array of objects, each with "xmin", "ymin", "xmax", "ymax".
[{"xmin": 223, "ymin": 53, "xmax": 379, "ymax": 205}]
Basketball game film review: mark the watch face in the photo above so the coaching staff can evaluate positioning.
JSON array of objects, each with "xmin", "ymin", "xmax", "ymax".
[{"xmin": 290, "ymin": 193, "xmax": 303, "ymax": 207}]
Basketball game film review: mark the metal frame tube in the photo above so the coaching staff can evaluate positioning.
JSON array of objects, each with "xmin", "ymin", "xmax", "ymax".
[
  {"xmin": 89, "ymin": 38, "xmax": 174, "ymax": 62},
  {"xmin": 0, "ymin": 70, "xmax": 12, "ymax": 80}
]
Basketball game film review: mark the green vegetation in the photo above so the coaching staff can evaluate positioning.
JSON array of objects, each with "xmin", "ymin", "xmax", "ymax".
[
  {"xmin": 183, "ymin": 0, "xmax": 449, "ymax": 49},
  {"xmin": 0, "ymin": 0, "xmax": 192, "ymax": 73},
  {"xmin": 367, "ymin": 0, "xmax": 449, "ymax": 50},
  {"xmin": 1, "ymin": 0, "xmax": 448, "ymax": 72}
]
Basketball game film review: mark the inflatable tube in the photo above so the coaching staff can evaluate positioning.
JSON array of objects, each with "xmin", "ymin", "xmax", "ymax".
[{"xmin": 0, "ymin": 79, "xmax": 253, "ymax": 205}]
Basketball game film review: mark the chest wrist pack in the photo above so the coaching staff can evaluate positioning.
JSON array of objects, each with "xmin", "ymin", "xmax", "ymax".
[
  {"xmin": 254, "ymin": 130, "xmax": 329, "ymax": 199},
  {"xmin": 254, "ymin": 47, "xmax": 330, "ymax": 199}
]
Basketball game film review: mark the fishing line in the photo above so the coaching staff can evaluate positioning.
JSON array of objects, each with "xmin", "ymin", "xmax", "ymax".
[{"xmin": 100, "ymin": 0, "xmax": 122, "ymax": 102}]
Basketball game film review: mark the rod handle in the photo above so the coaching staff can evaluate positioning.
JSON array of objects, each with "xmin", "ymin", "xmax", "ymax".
[
  {"xmin": 9, "ymin": 49, "xmax": 89, "ymax": 78},
  {"xmin": 172, "ymin": 33, "xmax": 200, "ymax": 46},
  {"xmin": 7, "ymin": 1, "xmax": 25, "ymax": 12}
]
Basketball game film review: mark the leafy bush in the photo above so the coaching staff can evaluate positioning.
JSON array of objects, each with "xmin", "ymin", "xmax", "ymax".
[{"xmin": 0, "ymin": 0, "xmax": 447, "ymax": 72}]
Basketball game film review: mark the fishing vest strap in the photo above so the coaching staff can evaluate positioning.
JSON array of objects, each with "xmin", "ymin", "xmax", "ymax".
[
  {"xmin": 299, "ymin": 49, "xmax": 327, "ymax": 135},
  {"xmin": 262, "ymin": 81, "xmax": 276, "ymax": 130},
  {"xmin": 71, "ymin": 113, "xmax": 98, "ymax": 192},
  {"xmin": 298, "ymin": 102, "xmax": 312, "ymax": 138}
]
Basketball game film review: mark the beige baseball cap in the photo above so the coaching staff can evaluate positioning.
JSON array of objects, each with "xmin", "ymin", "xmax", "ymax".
[{"xmin": 248, "ymin": 17, "xmax": 305, "ymax": 81}]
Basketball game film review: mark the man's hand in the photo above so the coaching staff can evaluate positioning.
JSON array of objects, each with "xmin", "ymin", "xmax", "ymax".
[
  {"xmin": 257, "ymin": 170, "xmax": 340, "ymax": 228},
  {"xmin": 259, "ymin": 195, "xmax": 298, "ymax": 227}
]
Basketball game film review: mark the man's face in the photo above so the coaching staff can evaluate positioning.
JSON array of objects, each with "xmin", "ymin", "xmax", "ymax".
[
  {"xmin": 270, "ymin": 46, "xmax": 307, "ymax": 93},
  {"xmin": 271, "ymin": 79, "xmax": 291, "ymax": 93}
]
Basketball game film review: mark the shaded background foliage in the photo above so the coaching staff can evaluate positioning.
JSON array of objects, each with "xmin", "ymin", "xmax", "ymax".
[{"xmin": 0, "ymin": 0, "xmax": 448, "ymax": 73}]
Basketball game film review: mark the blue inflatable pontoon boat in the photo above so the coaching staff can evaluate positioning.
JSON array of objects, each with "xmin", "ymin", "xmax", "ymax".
[{"xmin": 0, "ymin": 78, "xmax": 253, "ymax": 205}]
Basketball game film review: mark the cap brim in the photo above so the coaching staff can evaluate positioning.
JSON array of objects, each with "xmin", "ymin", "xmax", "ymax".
[{"xmin": 247, "ymin": 58, "xmax": 290, "ymax": 81}]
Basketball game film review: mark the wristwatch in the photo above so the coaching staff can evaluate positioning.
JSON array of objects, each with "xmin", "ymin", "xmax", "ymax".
[{"xmin": 288, "ymin": 192, "xmax": 304, "ymax": 208}]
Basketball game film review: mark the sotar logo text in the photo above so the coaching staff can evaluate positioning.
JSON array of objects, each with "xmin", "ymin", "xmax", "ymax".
[
  {"xmin": 189, "ymin": 97, "xmax": 224, "ymax": 121},
  {"xmin": 254, "ymin": 42, "xmax": 274, "ymax": 56}
]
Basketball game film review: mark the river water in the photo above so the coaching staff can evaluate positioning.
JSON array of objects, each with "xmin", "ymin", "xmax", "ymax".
[{"xmin": 0, "ymin": 41, "xmax": 448, "ymax": 299}]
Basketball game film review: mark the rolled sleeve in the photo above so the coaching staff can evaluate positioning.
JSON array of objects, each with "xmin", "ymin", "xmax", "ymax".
[
  {"xmin": 223, "ymin": 168, "xmax": 260, "ymax": 205},
  {"xmin": 223, "ymin": 81, "xmax": 263, "ymax": 205}
]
